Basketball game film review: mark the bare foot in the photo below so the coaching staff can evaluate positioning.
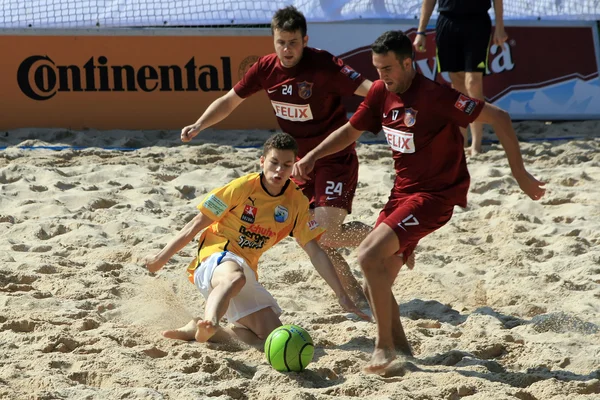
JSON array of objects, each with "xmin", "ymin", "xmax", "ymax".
[
  {"xmin": 363, "ymin": 347, "xmax": 396, "ymax": 375},
  {"xmin": 466, "ymin": 147, "xmax": 483, "ymax": 157},
  {"xmin": 195, "ymin": 319, "xmax": 219, "ymax": 343},
  {"xmin": 162, "ymin": 319, "xmax": 198, "ymax": 341}
]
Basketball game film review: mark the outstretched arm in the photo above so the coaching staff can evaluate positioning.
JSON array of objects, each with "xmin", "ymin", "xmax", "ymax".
[
  {"xmin": 475, "ymin": 103, "xmax": 546, "ymax": 200},
  {"xmin": 292, "ymin": 121, "xmax": 363, "ymax": 182},
  {"xmin": 301, "ymin": 239, "xmax": 370, "ymax": 320},
  {"xmin": 181, "ymin": 89, "xmax": 245, "ymax": 142},
  {"xmin": 145, "ymin": 212, "xmax": 213, "ymax": 273}
]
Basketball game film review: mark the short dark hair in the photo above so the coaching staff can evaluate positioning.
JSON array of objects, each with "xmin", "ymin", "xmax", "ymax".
[
  {"xmin": 263, "ymin": 132, "xmax": 298, "ymax": 157},
  {"xmin": 371, "ymin": 30, "xmax": 414, "ymax": 62},
  {"xmin": 271, "ymin": 6, "xmax": 307, "ymax": 37}
]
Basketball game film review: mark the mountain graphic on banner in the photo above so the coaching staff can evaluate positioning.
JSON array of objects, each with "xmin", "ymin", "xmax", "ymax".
[{"xmin": 493, "ymin": 77, "xmax": 600, "ymax": 118}]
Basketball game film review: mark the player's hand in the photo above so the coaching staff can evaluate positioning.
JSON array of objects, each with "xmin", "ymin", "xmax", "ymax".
[
  {"xmin": 493, "ymin": 27, "xmax": 508, "ymax": 47},
  {"xmin": 413, "ymin": 34, "xmax": 427, "ymax": 53},
  {"xmin": 292, "ymin": 154, "xmax": 315, "ymax": 184},
  {"xmin": 144, "ymin": 254, "xmax": 166, "ymax": 274},
  {"xmin": 515, "ymin": 170, "xmax": 546, "ymax": 201},
  {"xmin": 181, "ymin": 123, "xmax": 201, "ymax": 143},
  {"xmin": 338, "ymin": 294, "xmax": 371, "ymax": 321}
]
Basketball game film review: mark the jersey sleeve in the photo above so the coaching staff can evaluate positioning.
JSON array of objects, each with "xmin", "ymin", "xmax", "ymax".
[
  {"xmin": 323, "ymin": 52, "xmax": 366, "ymax": 96},
  {"xmin": 233, "ymin": 58, "xmax": 263, "ymax": 99},
  {"xmin": 197, "ymin": 177, "xmax": 247, "ymax": 221},
  {"xmin": 349, "ymin": 81, "xmax": 385, "ymax": 134},
  {"xmin": 435, "ymin": 85, "xmax": 485, "ymax": 128},
  {"xmin": 291, "ymin": 200, "xmax": 325, "ymax": 246}
]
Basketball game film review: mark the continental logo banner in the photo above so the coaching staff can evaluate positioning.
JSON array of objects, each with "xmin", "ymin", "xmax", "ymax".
[{"xmin": 0, "ymin": 35, "xmax": 279, "ymax": 130}]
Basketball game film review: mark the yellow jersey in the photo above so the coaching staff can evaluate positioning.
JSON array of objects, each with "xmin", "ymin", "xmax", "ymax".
[{"xmin": 187, "ymin": 172, "xmax": 324, "ymax": 282}]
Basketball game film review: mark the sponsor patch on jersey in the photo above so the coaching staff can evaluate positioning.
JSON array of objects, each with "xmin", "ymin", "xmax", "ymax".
[
  {"xmin": 297, "ymin": 81, "xmax": 313, "ymax": 99},
  {"xmin": 203, "ymin": 194, "xmax": 227, "ymax": 217},
  {"xmin": 307, "ymin": 219, "xmax": 319, "ymax": 231},
  {"xmin": 341, "ymin": 65, "xmax": 361, "ymax": 80},
  {"xmin": 238, "ymin": 224, "xmax": 272, "ymax": 249},
  {"xmin": 382, "ymin": 126, "xmax": 415, "ymax": 154},
  {"xmin": 271, "ymin": 100, "xmax": 313, "ymax": 122},
  {"xmin": 404, "ymin": 108, "xmax": 418, "ymax": 127},
  {"xmin": 241, "ymin": 205, "xmax": 257, "ymax": 223},
  {"xmin": 274, "ymin": 205, "xmax": 289, "ymax": 223},
  {"xmin": 454, "ymin": 94, "xmax": 477, "ymax": 115}
]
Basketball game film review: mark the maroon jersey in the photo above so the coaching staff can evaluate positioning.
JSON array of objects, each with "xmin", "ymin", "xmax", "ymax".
[
  {"xmin": 350, "ymin": 75, "xmax": 484, "ymax": 207},
  {"xmin": 234, "ymin": 47, "xmax": 365, "ymax": 159}
]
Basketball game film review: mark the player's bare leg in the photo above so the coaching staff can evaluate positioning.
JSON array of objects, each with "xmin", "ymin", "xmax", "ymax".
[
  {"xmin": 363, "ymin": 253, "xmax": 413, "ymax": 356},
  {"xmin": 229, "ymin": 327, "xmax": 263, "ymax": 349},
  {"xmin": 322, "ymin": 247, "xmax": 369, "ymax": 308},
  {"xmin": 383, "ymin": 253, "xmax": 413, "ymax": 355},
  {"xmin": 358, "ymin": 224, "xmax": 406, "ymax": 374},
  {"xmin": 314, "ymin": 207, "xmax": 370, "ymax": 307},
  {"xmin": 233, "ymin": 307, "xmax": 283, "ymax": 349},
  {"xmin": 449, "ymin": 72, "xmax": 470, "ymax": 151},
  {"xmin": 465, "ymin": 71, "xmax": 485, "ymax": 155},
  {"xmin": 197, "ymin": 261, "xmax": 247, "ymax": 342}
]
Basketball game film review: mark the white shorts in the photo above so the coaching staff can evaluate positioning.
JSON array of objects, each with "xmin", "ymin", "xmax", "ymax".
[{"xmin": 193, "ymin": 251, "xmax": 282, "ymax": 325}]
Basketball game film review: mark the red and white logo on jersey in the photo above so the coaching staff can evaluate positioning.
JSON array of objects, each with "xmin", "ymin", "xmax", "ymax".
[
  {"xmin": 404, "ymin": 108, "xmax": 418, "ymax": 127},
  {"xmin": 454, "ymin": 94, "xmax": 476, "ymax": 115},
  {"xmin": 307, "ymin": 219, "xmax": 319, "ymax": 231},
  {"xmin": 271, "ymin": 100, "xmax": 314, "ymax": 122},
  {"xmin": 382, "ymin": 126, "xmax": 415, "ymax": 154},
  {"xmin": 241, "ymin": 205, "xmax": 257, "ymax": 223},
  {"xmin": 297, "ymin": 81, "xmax": 313, "ymax": 99}
]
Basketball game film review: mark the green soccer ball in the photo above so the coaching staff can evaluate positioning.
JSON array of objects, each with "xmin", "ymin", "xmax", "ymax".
[{"xmin": 264, "ymin": 324, "xmax": 314, "ymax": 372}]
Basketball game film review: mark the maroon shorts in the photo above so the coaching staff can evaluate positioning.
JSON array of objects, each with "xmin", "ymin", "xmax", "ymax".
[
  {"xmin": 293, "ymin": 151, "xmax": 359, "ymax": 213},
  {"xmin": 376, "ymin": 192, "xmax": 454, "ymax": 260}
]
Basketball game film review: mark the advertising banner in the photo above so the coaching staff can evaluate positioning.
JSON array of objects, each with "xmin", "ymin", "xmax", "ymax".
[
  {"xmin": 310, "ymin": 22, "xmax": 600, "ymax": 120},
  {"xmin": 0, "ymin": 34, "xmax": 276, "ymax": 130},
  {"xmin": 2, "ymin": 22, "xmax": 598, "ymax": 131}
]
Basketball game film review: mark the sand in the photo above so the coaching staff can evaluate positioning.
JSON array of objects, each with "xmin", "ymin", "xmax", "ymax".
[{"xmin": 0, "ymin": 121, "xmax": 599, "ymax": 399}]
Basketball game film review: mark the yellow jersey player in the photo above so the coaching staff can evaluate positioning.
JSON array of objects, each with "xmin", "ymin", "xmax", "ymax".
[
  {"xmin": 145, "ymin": 133, "xmax": 368, "ymax": 347},
  {"xmin": 181, "ymin": 6, "xmax": 374, "ymax": 308}
]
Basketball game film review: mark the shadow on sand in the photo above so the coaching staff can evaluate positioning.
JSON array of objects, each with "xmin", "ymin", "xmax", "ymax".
[{"xmin": 333, "ymin": 298, "xmax": 599, "ymax": 392}]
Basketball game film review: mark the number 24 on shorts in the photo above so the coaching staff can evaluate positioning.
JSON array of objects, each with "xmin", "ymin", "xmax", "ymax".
[{"xmin": 325, "ymin": 181, "xmax": 343, "ymax": 199}]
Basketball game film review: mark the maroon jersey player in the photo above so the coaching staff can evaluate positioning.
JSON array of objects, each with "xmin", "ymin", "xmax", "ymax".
[
  {"xmin": 293, "ymin": 30, "xmax": 545, "ymax": 375},
  {"xmin": 180, "ymin": 6, "xmax": 373, "ymax": 308}
]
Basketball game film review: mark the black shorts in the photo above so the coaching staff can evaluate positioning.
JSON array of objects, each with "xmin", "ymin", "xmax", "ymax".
[{"xmin": 435, "ymin": 12, "xmax": 492, "ymax": 74}]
